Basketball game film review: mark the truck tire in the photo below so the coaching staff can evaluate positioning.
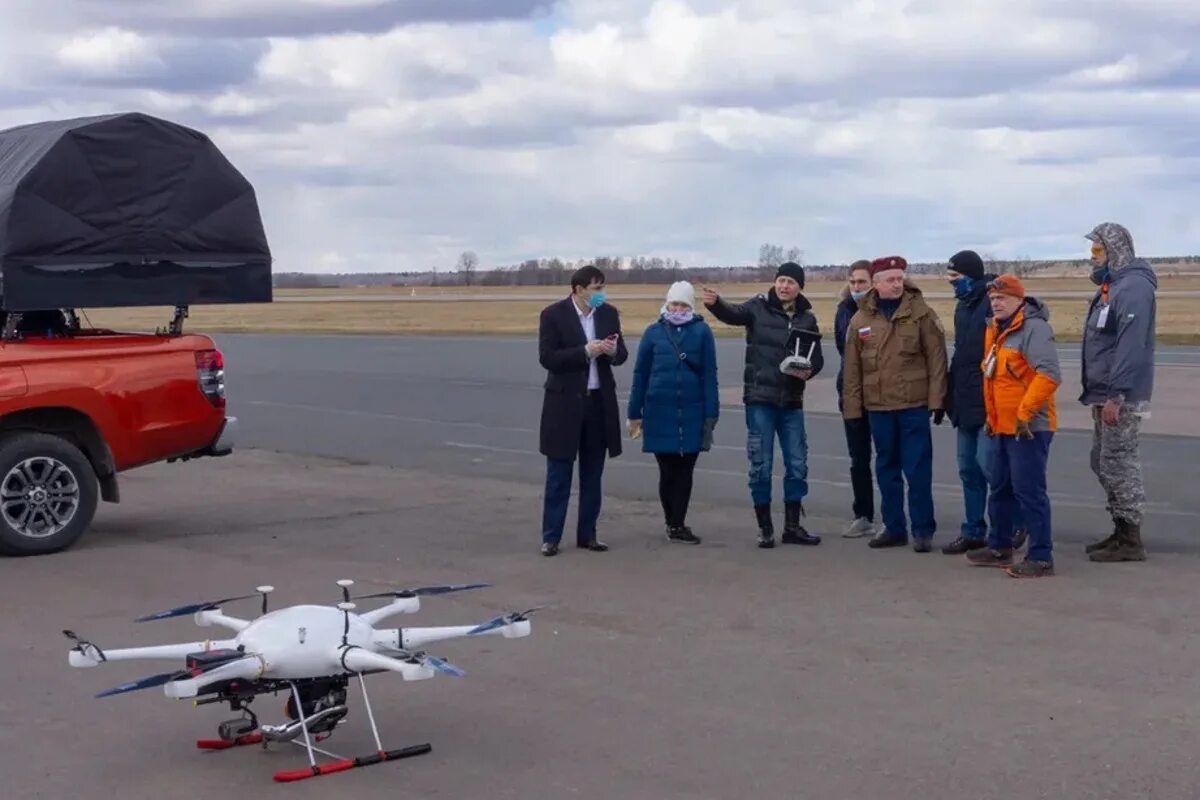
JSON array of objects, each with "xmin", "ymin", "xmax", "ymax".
[{"xmin": 0, "ymin": 432, "xmax": 99, "ymax": 556}]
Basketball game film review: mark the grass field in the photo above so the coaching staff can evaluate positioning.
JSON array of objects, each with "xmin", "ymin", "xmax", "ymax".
[{"xmin": 82, "ymin": 275, "xmax": 1200, "ymax": 343}]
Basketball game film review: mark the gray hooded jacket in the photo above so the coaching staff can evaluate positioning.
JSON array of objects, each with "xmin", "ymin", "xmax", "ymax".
[{"xmin": 1080, "ymin": 223, "xmax": 1157, "ymax": 406}]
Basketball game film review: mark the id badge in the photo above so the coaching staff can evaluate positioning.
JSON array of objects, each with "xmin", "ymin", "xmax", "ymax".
[
  {"xmin": 1096, "ymin": 305, "xmax": 1110, "ymax": 329},
  {"xmin": 983, "ymin": 353, "xmax": 997, "ymax": 378}
]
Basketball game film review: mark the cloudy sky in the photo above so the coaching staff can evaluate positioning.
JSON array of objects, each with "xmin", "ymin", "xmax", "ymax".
[{"xmin": 2, "ymin": 0, "xmax": 1197, "ymax": 273}]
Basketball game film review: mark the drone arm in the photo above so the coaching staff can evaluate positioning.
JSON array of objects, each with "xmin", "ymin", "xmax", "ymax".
[
  {"xmin": 340, "ymin": 648, "xmax": 434, "ymax": 681},
  {"xmin": 163, "ymin": 655, "xmax": 266, "ymax": 699},
  {"xmin": 373, "ymin": 621, "xmax": 530, "ymax": 651},
  {"xmin": 358, "ymin": 597, "xmax": 420, "ymax": 627},
  {"xmin": 194, "ymin": 610, "xmax": 251, "ymax": 632},
  {"xmin": 69, "ymin": 639, "xmax": 238, "ymax": 668}
]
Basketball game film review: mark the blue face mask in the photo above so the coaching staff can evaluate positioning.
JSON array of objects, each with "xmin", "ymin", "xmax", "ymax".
[
  {"xmin": 951, "ymin": 276, "xmax": 975, "ymax": 299},
  {"xmin": 587, "ymin": 290, "xmax": 607, "ymax": 309},
  {"xmin": 850, "ymin": 289, "xmax": 868, "ymax": 303},
  {"xmin": 665, "ymin": 310, "xmax": 693, "ymax": 326},
  {"xmin": 1090, "ymin": 264, "xmax": 1110, "ymax": 286}
]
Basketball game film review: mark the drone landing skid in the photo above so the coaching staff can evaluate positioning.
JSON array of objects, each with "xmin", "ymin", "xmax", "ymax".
[
  {"xmin": 197, "ymin": 674, "xmax": 432, "ymax": 782},
  {"xmin": 273, "ymin": 743, "xmax": 432, "ymax": 783}
]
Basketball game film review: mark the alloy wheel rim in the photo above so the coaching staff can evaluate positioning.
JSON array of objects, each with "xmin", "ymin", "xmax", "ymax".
[{"xmin": 1, "ymin": 456, "xmax": 80, "ymax": 538}]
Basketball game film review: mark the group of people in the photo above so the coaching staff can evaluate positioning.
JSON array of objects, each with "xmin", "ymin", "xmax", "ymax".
[{"xmin": 535, "ymin": 222, "xmax": 1157, "ymax": 579}]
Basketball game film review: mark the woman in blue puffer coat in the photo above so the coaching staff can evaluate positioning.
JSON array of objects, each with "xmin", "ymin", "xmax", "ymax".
[{"xmin": 626, "ymin": 281, "xmax": 719, "ymax": 545}]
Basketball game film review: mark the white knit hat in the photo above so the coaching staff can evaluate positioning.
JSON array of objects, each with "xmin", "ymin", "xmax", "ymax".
[{"xmin": 665, "ymin": 281, "xmax": 695, "ymax": 308}]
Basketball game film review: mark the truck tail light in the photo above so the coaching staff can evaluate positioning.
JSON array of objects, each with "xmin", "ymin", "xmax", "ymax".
[{"xmin": 196, "ymin": 349, "xmax": 226, "ymax": 409}]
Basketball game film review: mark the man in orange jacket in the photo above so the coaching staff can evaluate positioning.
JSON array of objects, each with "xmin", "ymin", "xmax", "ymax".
[{"xmin": 965, "ymin": 275, "xmax": 1061, "ymax": 577}]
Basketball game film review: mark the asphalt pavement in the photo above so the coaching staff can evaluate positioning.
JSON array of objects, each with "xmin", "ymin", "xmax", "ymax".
[
  {"xmin": 218, "ymin": 334, "xmax": 1200, "ymax": 552},
  {"xmin": 4, "ymin": 333, "xmax": 1200, "ymax": 799}
]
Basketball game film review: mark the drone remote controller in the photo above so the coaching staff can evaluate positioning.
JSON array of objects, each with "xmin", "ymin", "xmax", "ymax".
[{"xmin": 780, "ymin": 338, "xmax": 816, "ymax": 376}]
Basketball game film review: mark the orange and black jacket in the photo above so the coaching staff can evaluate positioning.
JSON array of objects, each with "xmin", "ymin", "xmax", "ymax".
[{"xmin": 981, "ymin": 297, "xmax": 1061, "ymax": 435}]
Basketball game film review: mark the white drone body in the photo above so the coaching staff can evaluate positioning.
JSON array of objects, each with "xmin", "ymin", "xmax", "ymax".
[{"xmin": 64, "ymin": 580, "xmax": 538, "ymax": 782}]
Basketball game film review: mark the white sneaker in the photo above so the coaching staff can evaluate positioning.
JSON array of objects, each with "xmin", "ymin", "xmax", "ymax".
[{"xmin": 842, "ymin": 517, "xmax": 875, "ymax": 538}]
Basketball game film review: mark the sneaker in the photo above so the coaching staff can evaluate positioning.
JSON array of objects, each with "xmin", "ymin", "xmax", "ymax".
[
  {"xmin": 1006, "ymin": 558, "xmax": 1054, "ymax": 578},
  {"xmin": 965, "ymin": 547, "xmax": 1014, "ymax": 567},
  {"xmin": 912, "ymin": 539, "xmax": 932, "ymax": 553},
  {"xmin": 666, "ymin": 525, "xmax": 701, "ymax": 545},
  {"xmin": 841, "ymin": 517, "xmax": 875, "ymax": 538}
]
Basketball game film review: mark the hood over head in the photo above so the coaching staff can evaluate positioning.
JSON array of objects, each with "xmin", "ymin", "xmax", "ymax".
[{"xmin": 1086, "ymin": 222, "xmax": 1136, "ymax": 271}]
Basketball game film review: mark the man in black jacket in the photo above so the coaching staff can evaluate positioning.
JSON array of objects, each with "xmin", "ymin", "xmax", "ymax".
[
  {"xmin": 702, "ymin": 262, "xmax": 824, "ymax": 548},
  {"xmin": 834, "ymin": 260, "xmax": 877, "ymax": 538},
  {"xmin": 940, "ymin": 250, "xmax": 1026, "ymax": 554},
  {"xmin": 537, "ymin": 265, "xmax": 629, "ymax": 557}
]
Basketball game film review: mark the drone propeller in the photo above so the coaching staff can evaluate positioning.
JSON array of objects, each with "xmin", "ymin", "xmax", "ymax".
[
  {"xmin": 405, "ymin": 651, "xmax": 465, "ymax": 678},
  {"xmin": 354, "ymin": 582, "xmax": 491, "ymax": 600},
  {"xmin": 63, "ymin": 629, "xmax": 106, "ymax": 662},
  {"xmin": 133, "ymin": 593, "xmax": 260, "ymax": 622},
  {"xmin": 467, "ymin": 606, "xmax": 545, "ymax": 635},
  {"xmin": 95, "ymin": 669, "xmax": 182, "ymax": 698}
]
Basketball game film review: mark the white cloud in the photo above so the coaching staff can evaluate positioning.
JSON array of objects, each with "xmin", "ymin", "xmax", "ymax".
[
  {"xmin": 56, "ymin": 27, "xmax": 162, "ymax": 76},
  {"xmin": 1, "ymin": 0, "xmax": 1198, "ymax": 272}
]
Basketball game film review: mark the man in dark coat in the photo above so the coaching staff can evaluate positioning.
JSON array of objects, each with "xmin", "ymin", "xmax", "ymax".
[
  {"xmin": 701, "ymin": 261, "xmax": 824, "ymax": 548},
  {"xmin": 834, "ymin": 260, "xmax": 878, "ymax": 538},
  {"xmin": 538, "ymin": 265, "xmax": 629, "ymax": 557}
]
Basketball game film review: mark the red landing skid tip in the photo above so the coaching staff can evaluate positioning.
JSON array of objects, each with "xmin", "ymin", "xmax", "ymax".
[
  {"xmin": 197, "ymin": 733, "xmax": 264, "ymax": 750},
  {"xmin": 273, "ymin": 744, "xmax": 433, "ymax": 783}
]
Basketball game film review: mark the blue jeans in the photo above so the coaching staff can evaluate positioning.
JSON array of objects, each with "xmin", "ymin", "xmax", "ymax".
[
  {"xmin": 956, "ymin": 425, "xmax": 990, "ymax": 539},
  {"xmin": 987, "ymin": 432, "xmax": 1054, "ymax": 563},
  {"xmin": 869, "ymin": 407, "xmax": 936, "ymax": 541},
  {"xmin": 745, "ymin": 403, "xmax": 808, "ymax": 506},
  {"xmin": 541, "ymin": 393, "xmax": 607, "ymax": 545},
  {"xmin": 973, "ymin": 429, "xmax": 1024, "ymax": 532}
]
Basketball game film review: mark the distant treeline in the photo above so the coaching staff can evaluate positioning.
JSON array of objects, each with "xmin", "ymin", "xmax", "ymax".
[{"xmin": 274, "ymin": 248, "xmax": 1200, "ymax": 289}]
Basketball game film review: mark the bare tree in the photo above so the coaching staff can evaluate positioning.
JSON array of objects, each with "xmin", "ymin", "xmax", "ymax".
[
  {"xmin": 758, "ymin": 243, "xmax": 785, "ymax": 269},
  {"xmin": 457, "ymin": 250, "xmax": 479, "ymax": 286},
  {"xmin": 785, "ymin": 246, "xmax": 803, "ymax": 264}
]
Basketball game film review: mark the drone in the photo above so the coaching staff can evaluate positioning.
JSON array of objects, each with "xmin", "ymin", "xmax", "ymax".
[{"xmin": 64, "ymin": 579, "xmax": 539, "ymax": 783}]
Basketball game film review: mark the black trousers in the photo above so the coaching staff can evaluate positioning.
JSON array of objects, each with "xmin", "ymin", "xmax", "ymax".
[
  {"xmin": 843, "ymin": 416, "xmax": 875, "ymax": 522},
  {"xmin": 654, "ymin": 453, "xmax": 699, "ymax": 528}
]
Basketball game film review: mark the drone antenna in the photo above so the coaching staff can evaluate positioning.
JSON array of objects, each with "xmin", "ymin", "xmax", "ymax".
[{"xmin": 256, "ymin": 585, "xmax": 274, "ymax": 616}]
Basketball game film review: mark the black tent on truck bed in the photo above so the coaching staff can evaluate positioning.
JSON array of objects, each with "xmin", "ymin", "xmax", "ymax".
[{"xmin": 0, "ymin": 111, "xmax": 272, "ymax": 314}]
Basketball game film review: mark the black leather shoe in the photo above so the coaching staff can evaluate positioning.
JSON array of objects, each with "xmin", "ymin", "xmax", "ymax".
[
  {"xmin": 541, "ymin": 542, "xmax": 559, "ymax": 557},
  {"xmin": 941, "ymin": 536, "xmax": 985, "ymax": 555},
  {"xmin": 579, "ymin": 540, "xmax": 609, "ymax": 552},
  {"xmin": 868, "ymin": 530, "xmax": 908, "ymax": 549}
]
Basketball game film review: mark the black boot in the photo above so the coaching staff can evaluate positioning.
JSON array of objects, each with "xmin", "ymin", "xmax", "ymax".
[
  {"xmin": 1089, "ymin": 518, "xmax": 1147, "ymax": 562},
  {"xmin": 1085, "ymin": 519, "xmax": 1121, "ymax": 554},
  {"xmin": 755, "ymin": 504, "xmax": 774, "ymax": 548},
  {"xmin": 781, "ymin": 501, "xmax": 820, "ymax": 545}
]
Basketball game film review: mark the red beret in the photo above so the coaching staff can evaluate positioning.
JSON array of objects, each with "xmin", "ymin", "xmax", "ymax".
[{"xmin": 869, "ymin": 256, "xmax": 907, "ymax": 276}]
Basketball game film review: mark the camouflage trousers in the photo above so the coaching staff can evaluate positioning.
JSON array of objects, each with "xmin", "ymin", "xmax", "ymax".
[{"xmin": 1090, "ymin": 404, "xmax": 1147, "ymax": 525}]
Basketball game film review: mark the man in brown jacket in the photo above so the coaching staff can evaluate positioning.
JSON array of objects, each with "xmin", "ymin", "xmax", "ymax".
[{"xmin": 842, "ymin": 256, "xmax": 949, "ymax": 552}]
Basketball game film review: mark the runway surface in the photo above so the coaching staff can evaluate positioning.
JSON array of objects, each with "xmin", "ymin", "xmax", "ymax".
[{"xmin": 218, "ymin": 334, "xmax": 1200, "ymax": 552}]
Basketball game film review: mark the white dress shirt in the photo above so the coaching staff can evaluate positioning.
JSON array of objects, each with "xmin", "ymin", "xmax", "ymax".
[{"xmin": 576, "ymin": 301, "xmax": 600, "ymax": 390}]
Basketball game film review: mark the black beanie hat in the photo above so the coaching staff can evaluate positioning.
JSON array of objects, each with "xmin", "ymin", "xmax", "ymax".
[
  {"xmin": 948, "ymin": 250, "xmax": 985, "ymax": 280},
  {"xmin": 775, "ymin": 261, "xmax": 805, "ymax": 288}
]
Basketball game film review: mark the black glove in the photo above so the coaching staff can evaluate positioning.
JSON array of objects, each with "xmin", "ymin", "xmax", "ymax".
[
  {"xmin": 931, "ymin": 408, "xmax": 945, "ymax": 426},
  {"xmin": 701, "ymin": 418, "xmax": 717, "ymax": 452}
]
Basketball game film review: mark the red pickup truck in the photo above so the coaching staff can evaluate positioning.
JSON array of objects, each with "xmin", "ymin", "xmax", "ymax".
[
  {"xmin": 0, "ymin": 324, "xmax": 236, "ymax": 554},
  {"xmin": 0, "ymin": 112, "xmax": 272, "ymax": 555}
]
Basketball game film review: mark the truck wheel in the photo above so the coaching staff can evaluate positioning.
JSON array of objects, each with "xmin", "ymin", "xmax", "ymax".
[{"xmin": 0, "ymin": 432, "xmax": 99, "ymax": 556}]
